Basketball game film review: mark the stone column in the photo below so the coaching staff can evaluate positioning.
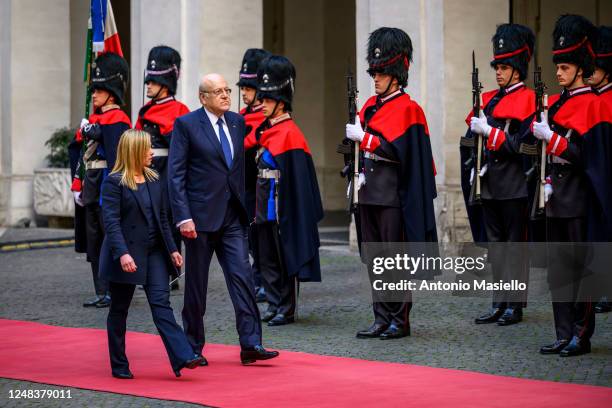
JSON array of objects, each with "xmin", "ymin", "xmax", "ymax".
[{"xmin": 0, "ymin": 0, "xmax": 71, "ymax": 226}]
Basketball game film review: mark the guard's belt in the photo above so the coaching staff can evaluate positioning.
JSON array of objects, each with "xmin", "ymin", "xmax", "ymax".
[
  {"xmin": 86, "ymin": 160, "xmax": 107, "ymax": 170},
  {"xmin": 152, "ymin": 148, "xmax": 169, "ymax": 157},
  {"xmin": 364, "ymin": 151, "xmax": 399, "ymax": 163},
  {"xmin": 258, "ymin": 169, "xmax": 281, "ymax": 179}
]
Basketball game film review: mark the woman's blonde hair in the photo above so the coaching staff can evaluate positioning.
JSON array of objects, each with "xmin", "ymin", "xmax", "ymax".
[{"xmin": 111, "ymin": 129, "xmax": 158, "ymax": 190}]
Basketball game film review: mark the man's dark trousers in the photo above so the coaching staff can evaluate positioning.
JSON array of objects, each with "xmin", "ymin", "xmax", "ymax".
[{"xmin": 182, "ymin": 200, "xmax": 262, "ymax": 353}]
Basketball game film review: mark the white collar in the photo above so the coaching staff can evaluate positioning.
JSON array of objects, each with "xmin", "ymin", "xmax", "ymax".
[
  {"xmin": 204, "ymin": 107, "xmax": 226, "ymax": 125},
  {"xmin": 504, "ymin": 82, "xmax": 524, "ymax": 94},
  {"xmin": 380, "ymin": 89, "xmax": 402, "ymax": 103}
]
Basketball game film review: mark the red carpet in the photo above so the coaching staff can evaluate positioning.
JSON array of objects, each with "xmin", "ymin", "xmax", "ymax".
[{"xmin": 0, "ymin": 319, "xmax": 609, "ymax": 407}]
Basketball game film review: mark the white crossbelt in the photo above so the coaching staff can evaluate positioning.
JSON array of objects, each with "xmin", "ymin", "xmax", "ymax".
[
  {"xmin": 364, "ymin": 151, "xmax": 399, "ymax": 163},
  {"xmin": 258, "ymin": 169, "xmax": 280, "ymax": 179},
  {"xmin": 85, "ymin": 160, "xmax": 107, "ymax": 170},
  {"xmin": 152, "ymin": 148, "xmax": 169, "ymax": 157}
]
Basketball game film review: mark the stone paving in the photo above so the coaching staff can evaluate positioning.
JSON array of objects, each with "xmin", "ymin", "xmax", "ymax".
[{"xmin": 0, "ymin": 228, "xmax": 610, "ymax": 407}]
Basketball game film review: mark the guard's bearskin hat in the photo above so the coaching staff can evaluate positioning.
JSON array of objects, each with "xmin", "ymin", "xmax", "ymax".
[
  {"xmin": 237, "ymin": 48, "xmax": 271, "ymax": 89},
  {"xmin": 552, "ymin": 14, "xmax": 597, "ymax": 79},
  {"xmin": 144, "ymin": 45, "xmax": 181, "ymax": 96},
  {"xmin": 90, "ymin": 52, "xmax": 129, "ymax": 105},
  {"xmin": 594, "ymin": 26, "xmax": 612, "ymax": 77},
  {"xmin": 490, "ymin": 24, "xmax": 534, "ymax": 81},
  {"xmin": 257, "ymin": 55, "xmax": 296, "ymax": 111},
  {"xmin": 366, "ymin": 27, "xmax": 412, "ymax": 88}
]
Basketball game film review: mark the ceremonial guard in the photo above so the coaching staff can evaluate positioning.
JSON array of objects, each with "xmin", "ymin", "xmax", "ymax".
[
  {"xmin": 71, "ymin": 52, "xmax": 131, "ymax": 308},
  {"xmin": 254, "ymin": 55, "xmax": 324, "ymax": 326},
  {"xmin": 590, "ymin": 25, "xmax": 612, "ymax": 314},
  {"xmin": 237, "ymin": 48, "xmax": 271, "ymax": 303},
  {"xmin": 345, "ymin": 27, "xmax": 437, "ymax": 340},
  {"xmin": 534, "ymin": 15, "xmax": 603, "ymax": 356},
  {"xmin": 468, "ymin": 24, "xmax": 536, "ymax": 326},
  {"xmin": 135, "ymin": 45, "xmax": 189, "ymax": 288}
]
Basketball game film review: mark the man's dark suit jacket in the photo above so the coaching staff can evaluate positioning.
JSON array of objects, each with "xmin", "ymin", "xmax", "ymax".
[{"xmin": 168, "ymin": 107, "xmax": 248, "ymax": 231}]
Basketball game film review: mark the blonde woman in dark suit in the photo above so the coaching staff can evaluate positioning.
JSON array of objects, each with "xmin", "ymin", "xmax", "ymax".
[{"xmin": 99, "ymin": 129, "xmax": 202, "ymax": 379}]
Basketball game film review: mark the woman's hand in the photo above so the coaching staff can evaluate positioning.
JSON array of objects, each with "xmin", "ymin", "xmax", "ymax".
[
  {"xmin": 171, "ymin": 252, "xmax": 183, "ymax": 268},
  {"xmin": 120, "ymin": 254, "xmax": 137, "ymax": 273}
]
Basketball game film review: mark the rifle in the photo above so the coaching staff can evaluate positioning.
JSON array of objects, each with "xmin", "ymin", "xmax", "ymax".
[
  {"xmin": 526, "ymin": 65, "xmax": 548, "ymax": 219},
  {"xmin": 337, "ymin": 68, "xmax": 359, "ymax": 211},
  {"xmin": 468, "ymin": 51, "xmax": 484, "ymax": 206}
]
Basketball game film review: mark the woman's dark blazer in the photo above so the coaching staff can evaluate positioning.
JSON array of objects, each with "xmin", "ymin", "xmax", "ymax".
[{"xmin": 99, "ymin": 173, "xmax": 179, "ymax": 285}]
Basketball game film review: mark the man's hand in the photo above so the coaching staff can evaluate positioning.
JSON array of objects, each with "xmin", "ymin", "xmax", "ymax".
[
  {"xmin": 470, "ymin": 112, "xmax": 492, "ymax": 136},
  {"xmin": 80, "ymin": 118, "xmax": 90, "ymax": 130},
  {"xmin": 73, "ymin": 191, "xmax": 84, "ymax": 207},
  {"xmin": 180, "ymin": 220, "xmax": 198, "ymax": 239},
  {"xmin": 346, "ymin": 122, "xmax": 365, "ymax": 142},
  {"xmin": 170, "ymin": 252, "xmax": 183, "ymax": 268},
  {"xmin": 533, "ymin": 113, "xmax": 553, "ymax": 142},
  {"xmin": 120, "ymin": 254, "xmax": 137, "ymax": 273}
]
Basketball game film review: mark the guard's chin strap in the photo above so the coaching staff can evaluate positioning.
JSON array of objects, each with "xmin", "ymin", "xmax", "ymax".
[
  {"xmin": 381, "ymin": 78, "xmax": 396, "ymax": 97},
  {"xmin": 503, "ymin": 67, "xmax": 516, "ymax": 89},
  {"xmin": 592, "ymin": 73, "xmax": 610, "ymax": 90},
  {"xmin": 151, "ymin": 85, "xmax": 165, "ymax": 101},
  {"xmin": 567, "ymin": 68, "xmax": 581, "ymax": 89},
  {"xmin": 270, "ymin": 100, "xmax": 281, "ymax": 119},
  {"xmin": 99, "ymin": 93, "xmax": 112, "ymax": 111}
]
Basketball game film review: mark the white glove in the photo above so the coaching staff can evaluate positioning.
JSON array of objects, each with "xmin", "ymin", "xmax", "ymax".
[
  {"xmin": 356, "ymin": 173, "xmax": 366, "ymax": 191},
  {"xmin": 73, "ymin": 191, "xmax": 84, "ymax": 207},
  {"xmin": 479, "ymin": 164, "xmax": 488, "ymax": 177},
  {"xmin": 80, "ymin": 118, "xmax": 90, "ymax": 130},
  {"xmin": 346, "ymin": 122, "xmax": 365, "ymax": 142},
  {"xmin": 544, "ymin": 183, "xmax": 553, "ymax": 203},
  {"xmin": 533, "ymin": 113, "xmax": 553, "ymax": 142},
  {"xmin": 470, "ymin": 112, "xmax": 492, "ymax": 137},
  {"xmin": 346, "ymin": 173, "xmax": 367, "ymax": 198}
]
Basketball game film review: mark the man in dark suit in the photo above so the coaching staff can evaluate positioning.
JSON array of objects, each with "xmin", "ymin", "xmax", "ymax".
[{"xmin": 168, "ymin": 73, "xmax": 278, "ymax": 365}]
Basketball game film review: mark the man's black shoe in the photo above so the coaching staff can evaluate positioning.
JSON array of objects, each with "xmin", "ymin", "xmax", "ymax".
[
  {"xmin": 83, "ymin": 296, "xmax": 104, "ymax": 307},
  {"xmin": 95, "ymin": 295, "xmax": 111, "ymax": 308},
  {"xmin": 240, "ymin": 345, "xmax": 279, "ymax": 365},
  {"xmin": 594, "ymin": 299, "xmax": 611, "ymax": 313},
  {"xmin": 267, "ymin": 313, "xmax": 294, "ymax": 326},
  {"xmin": 379, "ymin": 324, "xmax": 410, "ymax": 340},
  {"xmin": 496, "ymin": 308, "xmax": 522, "ymax": 326},
  {"xmin": 560, "ymin": 336, "xmax": 591, "ymax": 357},
  {"xmin": 356, "ymin": 323, "xmax": 388, "ymax": 339},
  {"xmin": 262, "ymin": 309, "xmax": 277, "ymax": 322},
  {"xmin": 540, "ymin": 339, "xmax": 570, "ymax": 355},
  {"xmin": 474, "ymin": 308, "xmax": 503, "ymax": 324},
  {"xmin": 112, "ymin": 371, "xmax": 134, "ymax": 379}
]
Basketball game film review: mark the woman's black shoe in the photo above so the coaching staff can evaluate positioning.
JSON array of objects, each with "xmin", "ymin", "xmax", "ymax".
[
  {"xmin": 174, "ymin": 355, "xmax": 203, "ymax": 377},
  {"xmin": 112, "ymin": 371, "xmax": 134, "ymax": 379}
]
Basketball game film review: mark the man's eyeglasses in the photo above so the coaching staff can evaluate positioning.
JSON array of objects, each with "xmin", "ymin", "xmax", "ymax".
[{"xmin": 202, "ymin": 88, "xmax": 232, "ymax": 97}]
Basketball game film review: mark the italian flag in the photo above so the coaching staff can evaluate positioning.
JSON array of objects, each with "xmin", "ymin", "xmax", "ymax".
[{"xmin": 90, "ymin": 0, "xmax": 123, "ymax": 56}]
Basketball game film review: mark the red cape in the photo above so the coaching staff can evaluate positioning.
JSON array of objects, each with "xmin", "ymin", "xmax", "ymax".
[{"xmin": 135, "ymin": 99, "xmax": 189, "ymax": 135}]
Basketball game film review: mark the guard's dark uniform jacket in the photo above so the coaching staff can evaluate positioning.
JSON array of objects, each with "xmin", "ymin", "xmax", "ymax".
[
  {"xmin": 255, "ymin": 114, "xmax": 323, "ymax": 282},
  {"xmin": 465, "ymin": 82, "xmax": 535, "ymax": 200},
  {"xmin": 545, "ymin": 86, "xmax": 603, "ymax": 219},
  {"xmin": 461, "ymin": 82, "xmax": 535, "ymax": 243},
  {"xmin": 587, "ymin": 83, "xmax": 612, "ymax": 241},
  {"xmin": 358, "ymin": 89, "xmax": 438, "ymax": 242},
  {"xmin": 135, "ymin": 96, "xmax": 189, "ymax": 178},
  {"xmin": 241, "ymin": 104, "xmax": 266, "ymax": 219}
]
